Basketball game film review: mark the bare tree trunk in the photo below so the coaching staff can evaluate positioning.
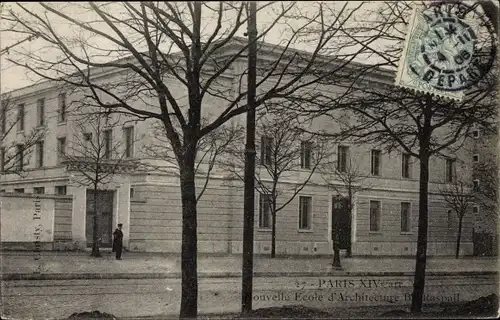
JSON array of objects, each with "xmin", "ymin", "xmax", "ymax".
[
  {"xmin": 271, "ymin": 201, "xmax": 277, "ymax": 258},
  {"xmin": 241, "ymin": 1, "xmax": 257, "ymax": 313},
  {"xmin": 346, "ymin": 190, "xmax": 353, "ymax": 258},
  {"xmin": 91, "ymin": 187, "xmax": 101, "ymax": 257},
  {"xmin": 411, "ymin": 96, "xmax": 432, "ymax": 313},
  {"xmin": 179, "ymin": 150, "xmax": 198, "ymax": 318},
  {"xmin": 456, "ymin": 217, "xmax": 463, "ymax": 259}
]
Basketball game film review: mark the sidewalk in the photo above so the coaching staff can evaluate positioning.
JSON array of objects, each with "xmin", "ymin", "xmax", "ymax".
[{"xmin": 1, "ymin": 251, "xmax": 498, "ymax": 280}]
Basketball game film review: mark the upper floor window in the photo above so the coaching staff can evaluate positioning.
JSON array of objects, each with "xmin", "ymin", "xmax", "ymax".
[
  {"xmin": 300, "ymin": 141, "xmax": 312, "ymax": 169},
  {"xmin": 337, "ymin": 145, "xmax": 349, "ymax": 172},
  {"xmin": 473, "ymin": 179, "xmax": 480, "ymax": 192},
  {"xmin": 124, "ymin": 126, "xmax": 134, "ymax": 158},
  {"xmin": 445, "ymin": 158, "xmax": 455, "ymax": 183},
  {"xmin": 58, "ymin": 93, "xmax": 66, "ymax": 123},
  {"xmin": 15, "ymin": 144, "xmax": 24, "ymax": 171},
  {"xmin": 260, "ymin": 136, "xmax": 273, "ymax": 166},
  {"xmin": 83, "ymin": 133, "xmax": 92, "ymax": 151},
  {"xmin": 57, "ymin": 137, "xmax": 66, "ymax": 165},
  {"xmin": 473, "ymin": 206, "xmax": 479, "ymax": 214},
  {"xmin": 36, "ymin": 140, "xmax": 44, "ymax": 168},
  {"xmin": 103, "ymin": 129, "xmax": 112, "ymax": 159},
  {"xmin": 402, "ymin": 153, "xmax": 411, "ymax": 178},
  {"xmin": 473, "ymin": 154, "xmax": 479, "ymax": 163},
  {"xmin": 37, "ymin": 98, "xmax": 45, "ymax": 127},
  {"xmin": 17, "ymin": 104, "xmax": 25, "ymax": 131},
  {"xmin": 14, "ymin": 188, "xmax": 24, "ymax": 193},
  {"xmin": 472, "ymin": 129, "xmax": 479, "ymax": 139},
  {"xmin": 371, "ymin": 150, "xmax": 381, "ymax": 176}
]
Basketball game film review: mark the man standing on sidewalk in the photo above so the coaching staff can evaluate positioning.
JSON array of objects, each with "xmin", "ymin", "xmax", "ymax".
[{"xmin": 112, "ymin": 223, "xmax": 124, "ymax": 260}]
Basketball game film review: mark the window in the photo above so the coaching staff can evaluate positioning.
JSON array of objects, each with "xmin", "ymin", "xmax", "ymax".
[
  {"xmin": 33, "ymin": 187, "xmax": 45, "ymax": 194},
  {"xmin": 473, "ymin": 154, "xmax": 479, "ymax": 163},
  {"xmin": 37, "ymin": 98, "xmax": 45, "ymax": 126},
  {"xmin": 472, "ymin": 129, "xmax": 479, "ymax": 139},
  {"xmin": 447, "ymin": 209, "xmax": 454, "ymax": 231},
  {"xmin": 57, "ymin": 137, "xmax": 66, "ymax": 165},
  {"xmin": 402, "ymin": 153, "xmax": 411, "ymax": 178},
  {"xmin": 260, "ymin": 136, "xmax": 273, "ymax": 166},
  {"xmin": 0, "ymin": 190, "xmax": 5, "ymax": 193},
  {"xmin": 259, "ymin": 193, "xmax": 271, "ymax": 229},
  {"xmin": 1, "ymin": 103, "xmax": 6, "ymax": 133},
  {"xmin": 473, "ymin": 179, "xmax": 480, "ymax": 192},
  {"xmin": 84, "ymin": 133, "xmax": 92, "ymax": 151},
  {"xmin": 371, "ymin": 150, "xmax": 381, "ymax": 176},
  {"xmin": 58, "ymin": 93, "xmax": 66, "ymax": 122},
  {"xmin": 124, "ymin": 126, "xmax": 134, "ymax": 158},
  {"xmin": 337, "ymin": 146, "xmax": 349, "ymax": 172},
  {"xmin": 445, "ymin": 158, "xmax": 455, "ymax": 182},
  {"xmin": 14, "ymin": 188, "xmax": 24, "ymax": 193},
  {"xmin": 0, "ymin": 147, "xmax": 4, "ymax": 172},
  {"xmin": 17, "ymin": 104, "xmax": 25, "ymax": 131},
  {"xmin": 15, "ymin": 144, "xmax": 24, "ymax": 171},
  {"xmin": 300, "ymin": 141, "xmax": 312, "ymax": 169},
  {"xmin": 36, "ymin": 140, "xmax": 44, "ymax": 168},
  {"xmin": 298, "ymin": 196, "xmax": 312, "ymax": 230},
  {"xmin": 370, "ymin": 200, "xmax": 381, "ymax": 232},
  {"xmin": 55, "ymin": 185, "xmax": 67, "ymax": 195},
  {"xmin": 130, "ymin": 187, "xmax": 135, "ymax": 198},
  {"xmin": 473, "ymin": 206, "xmax": 479, "ymax": 214},
  {"xmin": 103, "ymin": 129, "xmax": 112, "ymax": 159},
  {"xmin": 401, "ymin": 202, "xmax": 411, "ymax": 232}
]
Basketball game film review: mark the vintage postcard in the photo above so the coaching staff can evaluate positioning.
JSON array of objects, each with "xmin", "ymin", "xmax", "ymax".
[{"xmin": 1, "ymin": 1, "xmax": 498, "ymax": 319}]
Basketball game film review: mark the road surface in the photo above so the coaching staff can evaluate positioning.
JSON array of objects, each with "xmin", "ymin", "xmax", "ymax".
[{"xmin": 2, "ymin": 273, "xmax": 497, "ymax": 319}]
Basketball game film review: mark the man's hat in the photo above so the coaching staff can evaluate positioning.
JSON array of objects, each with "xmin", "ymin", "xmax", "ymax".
[{"xmin": 118, "ymin": 223, "xmax": 123, "ymax": 227}]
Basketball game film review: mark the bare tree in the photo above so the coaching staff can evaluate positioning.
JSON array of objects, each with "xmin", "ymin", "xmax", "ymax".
[
  {"xmin": 439, "ymin": 165, "xmax": 474, "ymax": 259},
  {"xmin": 281, "ymin": 0, "xmax": 498, "ymax": 313},
  {"xmin": 142, "ymin": 119, "xmax": 242, "ymax": 202},
  {"xmin": 0, "ymin": 94, "xmax": 46, "ymax": 177},
  {"xmin": 3, "ymin": 2, "xmax": 380, "ymax": 316},
  {"xmin": 224, "ymin": 116, "xmax": 332, "ymax": 258},
  {"xmin": 321, "ymin": 147, "xmax": 373, "ymax": 266},
  {"xmin": 62, "ymin": 110, "xmax": 137, "ymax": 257}
]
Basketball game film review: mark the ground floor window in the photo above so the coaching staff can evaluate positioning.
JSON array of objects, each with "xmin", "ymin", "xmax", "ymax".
[
  {"xmin": 259, "ymin": 193, "xmax": 271, "ymax": 229},
  {"xmin": 370, "ymin": 200, "xmax": 381, "ymax": 231},
  {"xmin": 299, "ymin": 196, "xmax": 312, "ymax": 230},
  {"xmin": 400, "ymin": 202, "xmax": 411, "ymax": 232}
]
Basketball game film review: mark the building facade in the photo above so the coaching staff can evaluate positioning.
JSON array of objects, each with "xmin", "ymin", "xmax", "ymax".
[{"xmin": 0, "ymin": 43, "xmax": 477, "ymax": 256}]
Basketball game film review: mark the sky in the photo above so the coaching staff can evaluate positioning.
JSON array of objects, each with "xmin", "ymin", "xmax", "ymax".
[
  {"xmin": 0, "ymin": 1, "xmax": 379, "ymax": 94},
  {"xmin": 1, "ymin": 1, "xmax": 497, "ymax": 94}
]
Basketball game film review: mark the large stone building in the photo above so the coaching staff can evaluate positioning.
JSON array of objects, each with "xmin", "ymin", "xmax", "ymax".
[{"xmin": 0, "ymin": 40, "xmax": 477, "ymax": 256}]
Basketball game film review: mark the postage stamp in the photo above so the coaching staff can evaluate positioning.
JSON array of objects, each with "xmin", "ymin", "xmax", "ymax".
[{"xmin": 395, "ymin": 1, "xmax": 497, "ymax": 101}]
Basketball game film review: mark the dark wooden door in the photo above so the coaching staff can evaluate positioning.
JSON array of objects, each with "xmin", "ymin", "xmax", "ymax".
[
  {"xmin": 86, "ymin": 190, "xmax": 114, "ymax": 247},
  {"xmin": 332, "ymin": 197, "xmax": 350, "ymax": 249}
]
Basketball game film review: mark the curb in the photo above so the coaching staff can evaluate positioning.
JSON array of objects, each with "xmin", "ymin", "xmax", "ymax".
[{"xmin": 2, "ymin": 270, "xmax": 497, "ymax": 281}]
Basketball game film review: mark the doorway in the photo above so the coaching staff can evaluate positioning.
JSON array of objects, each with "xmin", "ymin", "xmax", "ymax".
[
  {"xmin": 331, "ymin": 196, "xmax": 351, "ymax": 250},
  {"xmin": 86, "ymin": 190, "xmax": 114, "ymax": 248}
]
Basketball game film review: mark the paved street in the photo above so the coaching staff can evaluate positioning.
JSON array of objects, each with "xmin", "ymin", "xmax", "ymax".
[
  {"xmin": 1, "ymin": 252, "xmax": 498, "ymax": 319},
  {"xmin": 2, "ymin": 273, "xmax": 497, "ymax": 319},
  {"xmin": 1, "ymin": 251, "xmax": 498, "ymax": 277}
]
